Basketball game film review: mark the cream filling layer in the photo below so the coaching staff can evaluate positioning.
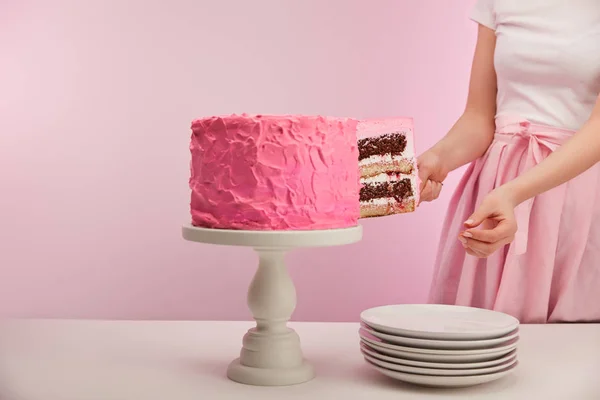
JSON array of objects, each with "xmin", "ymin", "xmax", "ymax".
[
  {"xmin": 359, "ymin": 154, "xmax": 408, "ymax": 166},
  {"xmin": 360, "ymin": 173, "xmax": 418, "ymax": 196},
  {"xmin": 360, "ymin": 197, "xmax": 414, "ymax": 205}
]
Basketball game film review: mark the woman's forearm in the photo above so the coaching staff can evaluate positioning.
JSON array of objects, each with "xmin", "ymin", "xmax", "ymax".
[
  {"xmin": 419, "ymin": 24, "xmax": 497, "ymax": 181},
  {"xmin": 429, "ymin": 111, "xmax": 496, "ymax": 174},
  {"xmin": 503, "ymin": 115, "xmax": 600, "ymax": 206}
]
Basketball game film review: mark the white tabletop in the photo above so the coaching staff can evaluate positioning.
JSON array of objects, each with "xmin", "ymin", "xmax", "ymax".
[{"xmin": 1, "ymin": 320, "xmax": 599, "ymax": 399}]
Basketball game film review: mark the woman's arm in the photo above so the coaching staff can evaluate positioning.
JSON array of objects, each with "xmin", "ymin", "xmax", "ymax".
[
  {"xmin": 419, "ymin": 24, "xmax": 497, "ymax": 200},
  {"xmin": 503, "ymin": 97, "xmax": 600, "ymax": 205},
  {"xmin": 430, "ymin": 24, "xmax": 498, "ymax": 173}
]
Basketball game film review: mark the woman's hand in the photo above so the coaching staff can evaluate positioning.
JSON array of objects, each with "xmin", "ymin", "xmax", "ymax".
[
  {"xmin": 458, "ymin": 187, "xmax": 518, "ymax": 258},
  {"xmin": 417, "ymin": 150, "xmax": 448, "ymax": 202},
  {"xmin": 420, "ymin": 180, "xmax": 443, "ymax": 203}
]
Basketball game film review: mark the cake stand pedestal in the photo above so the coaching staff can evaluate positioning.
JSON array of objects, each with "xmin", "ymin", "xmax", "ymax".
[{"xmin": 182, "ymin": 224, "xmax": 362, "ymax": 386}]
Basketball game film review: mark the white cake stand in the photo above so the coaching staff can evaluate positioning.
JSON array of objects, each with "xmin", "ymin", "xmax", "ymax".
[{"xmin": 182, "ymin": 223, "xmax": 362, "ymax": 386}]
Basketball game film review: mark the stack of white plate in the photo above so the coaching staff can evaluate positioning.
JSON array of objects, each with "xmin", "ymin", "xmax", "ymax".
[{"xmin": 359, "ymin": 304, "xmax": 520, "ymax": 388}]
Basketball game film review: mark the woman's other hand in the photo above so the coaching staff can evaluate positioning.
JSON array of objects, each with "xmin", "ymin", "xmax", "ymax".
[{"xmin": 458, "ymin": 187, "xmax": 518, "ymax": 258}]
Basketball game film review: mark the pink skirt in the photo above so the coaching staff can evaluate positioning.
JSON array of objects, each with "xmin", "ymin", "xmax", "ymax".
[{"xmin": 429, "ymin": 116, "xmax": 600, "ymax": 323}]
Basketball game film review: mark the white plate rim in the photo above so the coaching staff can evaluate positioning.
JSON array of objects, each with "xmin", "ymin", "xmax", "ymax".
[
  {"xmin": 359, "ymin": 328, "xmax": 519, "ymax": 355},
  {"xmin": 360, "ymin": 304, "xmax": 520, "ymax": 340},
  {"xmin": 360, "ymin": 338, "xmax": 517, "ymax": 363},
  {"xmin": 367, "ymin": 359, "xmax": 519, "ymax": 387},
  {"xmin": 362, "ymin": 351, "xmax": 518, "ymax": 376},
  {"xmin": 360, "ymin": 342, "xmax": 518, "ymax": 369},
  {"xmin": 361, "ymin": 324, "xmax": 520, "ymax": 350}
]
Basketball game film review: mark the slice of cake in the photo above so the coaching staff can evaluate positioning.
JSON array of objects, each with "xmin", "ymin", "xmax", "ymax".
[
  {"xmin": 189, "ymin": 114, "xmax": 361, "ymax": 230},
  {"xmin": 357, "ymin": 118, "xmax": 419, "ymax": 218}
]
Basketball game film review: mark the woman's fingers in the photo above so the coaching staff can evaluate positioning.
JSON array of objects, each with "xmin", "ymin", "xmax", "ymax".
[
  {"xmin": 419, "ymin": 180, "xmax": 443, "ymax": 203},
  {"xmin": 464, "ymin": 220, "xmax": 517, "ymax": 244},
  {"xmin": 464, "ymin": 237, "xmax": 496, "ymax": 257},
  {"xmin": 465, "ymin": 247, "xmax": 487, "ymax": 258},
  {"xmin": 458, "ymin": 236, "xmax": 488, "ymax": 258},
  {"xmin": 458, "ymin": 233, "xmax": 515, "ymax": 258},
  {"xmin": 431, "ymin": 181, "xmax": 443, "ymax": 200},
  {"xmin": 417, "ymin": 163, "xmax": 433, "ymax": 192},
  {"xmin": 420, "ymin": 180, "xmax": 434, "ymax": 202}
]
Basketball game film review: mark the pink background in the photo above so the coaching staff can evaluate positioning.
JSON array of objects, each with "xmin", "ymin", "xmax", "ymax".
[{"xmin": 1, "ymin": 0, "xmax": 475, "ymax": 321}]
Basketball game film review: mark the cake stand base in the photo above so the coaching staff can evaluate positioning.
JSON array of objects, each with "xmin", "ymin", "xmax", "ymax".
[
  {"xmin": 182, "ymin": 224, "xmax": 362, "ymax": 386},
  {"xmin": 227, "ymin": 358, "xmax": 315, "ymax": 386}
]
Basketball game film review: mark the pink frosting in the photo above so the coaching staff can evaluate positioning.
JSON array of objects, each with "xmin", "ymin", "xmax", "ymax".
[
  {"xmin": 357, "ymin": 117, "xmax": 414, "ymax": 139},
  {"xmin": 190, "ymin": 114, "xmax": 360, "ymax": 230}
]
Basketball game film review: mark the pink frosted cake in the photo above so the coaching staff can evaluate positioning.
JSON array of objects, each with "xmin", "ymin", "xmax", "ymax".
[
  {"xmin": 189, "ymin": 114, "xmax": 360, "ymax": 230},
  {"xmin": 357, "ymin": 118, "xmax": 419, "ymax": 218}
]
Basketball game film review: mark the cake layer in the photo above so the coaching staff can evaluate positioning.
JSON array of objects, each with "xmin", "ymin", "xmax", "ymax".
[
  {"xmin": 359, "ymin": 158, "xmax": 414, "ymax": 178},
  {"xmin": 360, "ymin": 171, "xmax": 415, "ymax": 184},
  {"xmin": 358, "ymin": 133, "xmax": 407, "ymax": 161},
  {"xmin": 359, "ymin": 177, "xmax": 414, "ymax": 203},
  {"xmin": 357, "ymin": 119, "xmax": 417, "ymax": 181},
  {"xmin": 190, "ymin": 114, "xmax": 360, "ymax": 230},
  {"xmin": 360, "ymin": 198, "xmax": 416, "ymax": 218}
]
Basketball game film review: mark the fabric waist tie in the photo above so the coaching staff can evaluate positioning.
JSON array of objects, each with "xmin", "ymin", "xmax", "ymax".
[{"xmin": 492, "ymin": 116, "xmax": 574, "ymax": 256}]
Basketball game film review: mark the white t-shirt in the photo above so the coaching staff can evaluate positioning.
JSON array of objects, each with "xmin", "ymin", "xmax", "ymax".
[{"xmin": 471, "ymin": 0, "xmax": 600, "ymax": 130}]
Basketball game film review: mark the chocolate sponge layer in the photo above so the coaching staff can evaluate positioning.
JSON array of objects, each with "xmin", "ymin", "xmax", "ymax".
[
  {"xmin": 358, "ymin": 132, "xmax": 407, "ymax": 161},
  {"xmin": 359, "ymin": 178, "xmax": 413, "ymax": 203}
]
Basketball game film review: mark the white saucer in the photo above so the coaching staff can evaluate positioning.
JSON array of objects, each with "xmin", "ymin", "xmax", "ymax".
[
  {"xmin": 361, "ymin": 324, "xmax": 519, "ymax": 350},
  {"xmin": 361, "ymin": 305, "xmax": 519, "ymax": 340},
  {"xmin": 360, "ymin": 332, "xmax": 518, "ymax": 363},
  {"xmin": 360, "ymin": 342, "xmax": 518, "ymax": 370},
  {"xmin": 367, "ymin": 359, "xmax": 518, "ymax": 388},
  {"xmin": 362, "ymin": 351, "xmax": 518, "ymax": 377}
]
